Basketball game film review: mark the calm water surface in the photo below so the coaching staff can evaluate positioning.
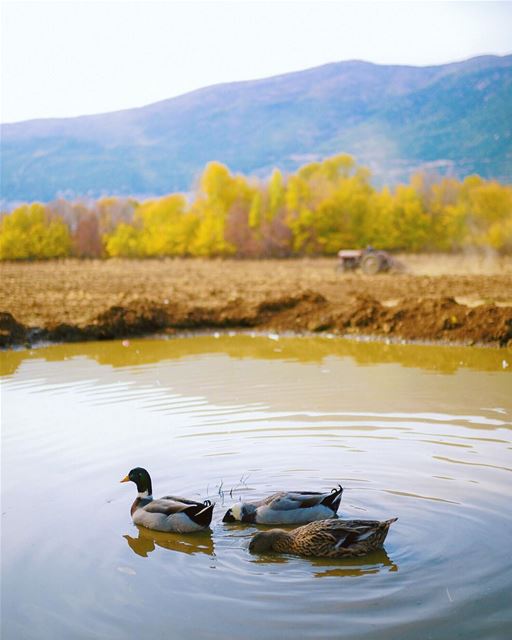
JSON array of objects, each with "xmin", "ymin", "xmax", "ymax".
[{"xmin": 1, "ymin": 335, "xmax": 511, "ymax": 640}]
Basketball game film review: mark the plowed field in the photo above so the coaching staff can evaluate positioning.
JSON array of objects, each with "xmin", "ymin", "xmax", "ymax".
[{"xmin": 1, "ymin": 257, "xmax": 512, "ymax": 347}]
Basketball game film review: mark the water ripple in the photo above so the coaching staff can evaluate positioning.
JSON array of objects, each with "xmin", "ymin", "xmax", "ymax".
[{"xmin": 2, "ymin": 336, "xmax": 511, "ymax": 640}]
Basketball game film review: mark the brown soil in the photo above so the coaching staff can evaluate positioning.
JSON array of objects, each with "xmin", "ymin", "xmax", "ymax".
[{"xmin": 1, "ymin": 258, "xmax": 512, "ymax": 348}]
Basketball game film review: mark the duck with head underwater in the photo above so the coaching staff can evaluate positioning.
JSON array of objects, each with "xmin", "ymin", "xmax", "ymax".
[
  {"xmin": 223, "ymin": 485, "xmax": 343, "ymax": 525},
  {"xmin": 249, "ymin": 517, "xmax": 398, "ymax": 558},
  {"xmin": 120, "ymin": 467, "xmax": 214, "ymax": 533}
]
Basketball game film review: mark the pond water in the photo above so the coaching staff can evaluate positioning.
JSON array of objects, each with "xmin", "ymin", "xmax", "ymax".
[{"xmin": 1, "ymin": 335, "xmax": 511, "ymax": 640}]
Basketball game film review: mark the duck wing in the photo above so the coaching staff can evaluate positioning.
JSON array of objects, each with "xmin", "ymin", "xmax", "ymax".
[
  {"xmin": 294, "ymin": 518, "xmax": 397, "ymax": 554},
  {"xmin": 143, "ymin": 497, "xmax": 214, "ymax": 527},
  {"xmin": 267, "ymin": 494, "xmax": 324, "ymax": 510},
  {"xmin": 143, "ymin": 498, "xmax": 194, "ymax": 516},
  {"xmin": 265, "ymin": 486, "xmax": 343, "ymax": 511},
  {"xmin": 160, "ymin": 495, "xmax": 205, "ymax": 507}
]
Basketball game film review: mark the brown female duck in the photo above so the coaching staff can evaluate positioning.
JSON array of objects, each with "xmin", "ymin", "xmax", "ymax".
[{"xmin": 249, "ymin": 517, "xmax": 397, "ymax": 558}]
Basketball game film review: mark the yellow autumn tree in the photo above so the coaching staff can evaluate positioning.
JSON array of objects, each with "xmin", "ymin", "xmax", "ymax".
[
  {"xmin": 190, "ymin": 162, "xmax": 248, "ymax": 256},
  {"xmin": 0, "ymin": 204, "xmax": 71, "ymax": 260},
  {"xmin": 285, "ymin": 173, "xmax": 317, "ymax": 253},
  {"xmin": 315, "ymin": 174, "xmax": 373, "ymax": 252},
  {"xmin": 104, "ymin": 194, "xmax": 199, "ymax": 257},
  {"xmin": 286, "ymin": 154, "xmax": 373, "ymax": 253},
  {"xmin": 267, "ymin": 169, "xmax": 285, "ymax": 221},
  {"xmin": 3, "ymin": 155, "xmax": 512, "ymax": 260},
  {"xmin": 425, "ymin": 177, "xmax": 464, "ymax": 250},
  {"xmin": 104, "ymin": 223, "xmax": 143, "ymax": 257},
  {"xmin": 387, "ymin": 185, "xmax": 432, "ymax": 250},
  {"xmin": 462, "ymin": 178, "xmax": 512, "ymax": 249},
  {"xmin": 137, "ymin": 194, "xmax": 197, "ymax": 256}
]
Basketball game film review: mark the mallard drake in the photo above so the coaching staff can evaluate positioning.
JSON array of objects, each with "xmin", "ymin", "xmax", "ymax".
[
  {"xmin": 120, "ymin": 467, "xmax": 214, "ymax": 533},
  {"xmin": 249, "ymin": 517, "xmax": 397, "ymax": 557},
  {"xmin": 222, "ymin": 485, "xmax": 343, "ymax": 525}
]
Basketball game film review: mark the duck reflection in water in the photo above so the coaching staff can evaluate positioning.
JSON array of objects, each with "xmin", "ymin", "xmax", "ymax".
[
  {"xmin": 312, "ymin": 549, "xmax": 398, "ymax": 578},
  {"xmin": 250, "ymin": 547, "xmax": 397, "ymax": 577},
  {"xmin": 123, "ymin": 526, "xmax": 214, "ymax": 558}
]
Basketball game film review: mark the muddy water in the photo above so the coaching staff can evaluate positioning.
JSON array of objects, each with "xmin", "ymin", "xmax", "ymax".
[{"xmin": 1, "ymin": 335, "xmax": 511, "ymax": 640}]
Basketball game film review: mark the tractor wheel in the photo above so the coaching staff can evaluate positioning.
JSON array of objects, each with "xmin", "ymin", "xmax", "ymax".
[{"xmin": 361, "ymin": 253, "xmax": 383, "ymax": 275}]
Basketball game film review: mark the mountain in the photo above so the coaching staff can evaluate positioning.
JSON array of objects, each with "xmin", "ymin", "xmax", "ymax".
[{"xmin": 1, "ymin": 55, "xmax": 511, "ymax": 204}]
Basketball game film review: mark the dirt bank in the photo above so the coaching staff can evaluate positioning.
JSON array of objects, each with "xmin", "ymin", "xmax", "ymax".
[{"xmin": 1, "ymin": 258, "xmax": 512, "ymax": 348}]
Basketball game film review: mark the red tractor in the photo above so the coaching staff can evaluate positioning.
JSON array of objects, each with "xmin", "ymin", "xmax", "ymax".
[{"xmin": 337, "ymin": 247, "xmax": 401, "ymax": 275}]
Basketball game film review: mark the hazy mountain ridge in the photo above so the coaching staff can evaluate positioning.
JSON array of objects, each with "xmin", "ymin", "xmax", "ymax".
[{"xmin": 1, "ymin": 54, "xmax": 511, "ymax": 203}]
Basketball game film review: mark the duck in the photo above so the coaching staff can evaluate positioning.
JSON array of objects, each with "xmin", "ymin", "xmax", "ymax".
[
  {"xmin": 222, "ymin": 485, "xmax": 343, "ymax": 525},
  {"xmin": 249, "ymin": 517, "xmax": 397, "ymax": 558},
  {"xmin": 120, "ymin": 467, "xmax": 214, "ymax": 533}
]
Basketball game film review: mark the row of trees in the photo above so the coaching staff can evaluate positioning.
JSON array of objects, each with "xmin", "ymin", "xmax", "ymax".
[{"xmin": 1, "ymin": 154, "xmax": 511, "ymax": 260}]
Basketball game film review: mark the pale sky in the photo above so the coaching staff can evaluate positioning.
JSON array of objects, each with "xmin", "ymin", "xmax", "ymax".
[{"xmin": 1, "ymin": 0, "xmax": 511, "ymax": 123}]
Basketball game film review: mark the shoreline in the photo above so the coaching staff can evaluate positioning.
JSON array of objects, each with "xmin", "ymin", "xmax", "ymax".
[
  {"xmin": 5, "ymin": 328, "xmax": 511, "ymax": 353},
  {"xmin": 2, "ymin": 292, "xmax": 511, "ymax": 349}
]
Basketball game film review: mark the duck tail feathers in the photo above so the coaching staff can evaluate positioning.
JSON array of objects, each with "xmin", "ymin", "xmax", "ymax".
[
  {"xmin": 321, "ymin": 484, "xmax": 344, "ymax": 511},
  {"xmin": 384, "ymin": 517, "xmax": 398, "ymax": 527},
  {"xmin": 374, "ymin": 517, "xmax": 398, "ymax": 546},
  {"xmin": 186, "ymin": 500, "xmax": 214, "ymax": 528}
]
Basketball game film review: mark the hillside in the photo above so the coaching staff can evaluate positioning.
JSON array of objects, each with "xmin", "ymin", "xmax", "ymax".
[{"xmin": 1, "ymin": 54, "xmax": 511, "ymax": 204}]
